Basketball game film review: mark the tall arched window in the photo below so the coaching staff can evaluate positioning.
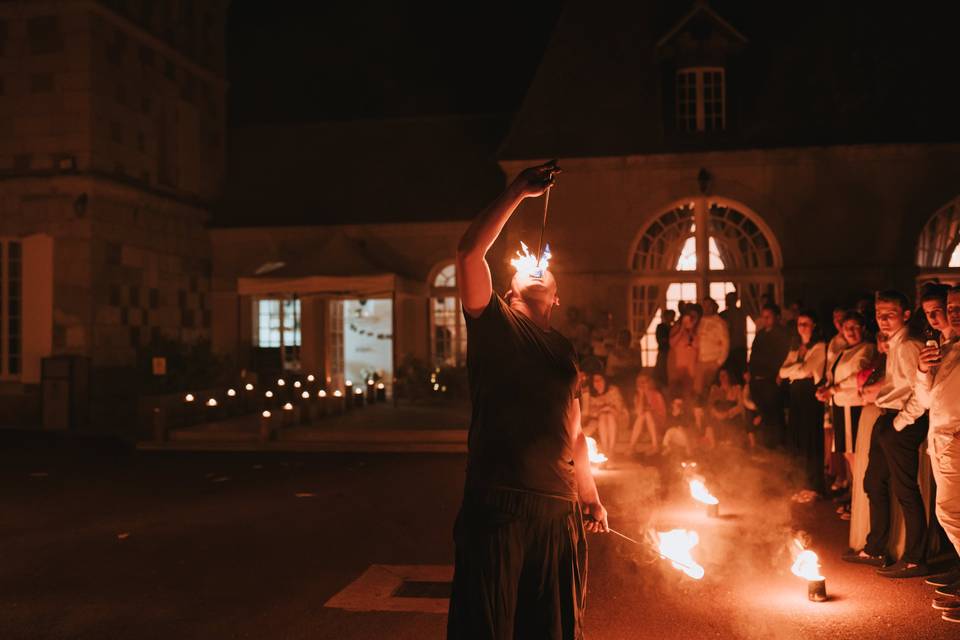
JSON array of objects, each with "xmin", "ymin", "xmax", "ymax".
[
  {"xmin": 630, "ymin": 198, "xmax": 783, "ymax": 367},
  {"xmin": 917, "ymin": 195, "xmax": 960, "ymax": 286},
  {"xmin": 430, "ymin": 263, "xmax": 466, "ymax": 368}
]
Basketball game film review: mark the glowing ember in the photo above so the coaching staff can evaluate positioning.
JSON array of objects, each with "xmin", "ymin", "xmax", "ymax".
[
  {"xmin": 657, "ymin": 529, "xmax": 705, "ymax": 580},
  {"xmin": 689, "ymin": 479, "xmax": 719, "ymax": 505},
  {"xmin": 791, "ymin": 541, "xmax": 824, "ymax": 581},
  {"xmin": 510, "ymin": 241, "xmax": 551, "ymax": 277},
  {"xmin": 586, "ymin": 436, "xmax": 608, "ymax": 465}
]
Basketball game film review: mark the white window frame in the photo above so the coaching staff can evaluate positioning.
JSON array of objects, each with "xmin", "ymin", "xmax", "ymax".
[
  {"xmin": 252, "ymin": 296, "xmax": 301, "ymax": 370},
  {"xmin": 0, "ymin": 238, "xmax": 22, "ymax": 380},
  {"xmin": 429, "ymin": 263, "xmax": 466, "ymax": 368},
  {"xmin": 676, "ymin": 67, "xmax": 726, "ymax": 132}
]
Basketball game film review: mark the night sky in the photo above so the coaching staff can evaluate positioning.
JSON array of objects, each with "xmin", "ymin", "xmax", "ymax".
[{"xmin": 226, "ymin": 2, "xmax": 564, "ymax": 125}]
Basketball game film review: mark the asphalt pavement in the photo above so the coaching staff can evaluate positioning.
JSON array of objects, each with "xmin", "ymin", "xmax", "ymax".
[{"xmin": 0, "ymin": 434, "xmax": 957, "ymax": 639}]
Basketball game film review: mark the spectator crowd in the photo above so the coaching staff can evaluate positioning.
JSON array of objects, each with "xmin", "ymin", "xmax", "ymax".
[{"xmin": 572, "ymin": 284, "xmax": 960, "ymax": 625}]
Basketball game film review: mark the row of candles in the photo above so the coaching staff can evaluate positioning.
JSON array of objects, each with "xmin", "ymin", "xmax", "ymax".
[
  {"xmin": 180, "ymin": 375, "xmax": 388, "ymax": 426},
  {"xmin": 586, "ymin": 437, "xmax": 827, "ymax": 601}
]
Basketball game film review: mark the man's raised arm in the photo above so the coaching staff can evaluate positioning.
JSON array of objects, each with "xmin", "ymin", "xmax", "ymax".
[{"xmin": 456, "ymin": 161, "xmax": 558, "ymax": 317}]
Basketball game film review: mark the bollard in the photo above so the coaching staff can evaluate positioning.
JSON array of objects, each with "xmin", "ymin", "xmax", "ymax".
[
  {"xmin": 259, "ymin": 410, "xmax": 274, "ymax": 442},
  {"xmin": 152, "ymin": 407, "xmax": 166, "ymax": 442}
]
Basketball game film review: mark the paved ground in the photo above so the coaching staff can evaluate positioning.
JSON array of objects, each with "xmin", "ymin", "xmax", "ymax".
[{"xmin": 1, "ymin": 433, "xmax": 957, "ymax": 639}]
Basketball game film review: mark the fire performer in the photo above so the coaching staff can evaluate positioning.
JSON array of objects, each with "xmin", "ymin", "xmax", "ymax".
[{"xmin": 447, "ymin": 161, "xmax": 608, "ymax": 640}]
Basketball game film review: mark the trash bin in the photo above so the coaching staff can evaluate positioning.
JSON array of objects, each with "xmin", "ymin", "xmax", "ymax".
[{"xmin": 41, "ymin": 355, "xmax": 89, "ymax": 430}]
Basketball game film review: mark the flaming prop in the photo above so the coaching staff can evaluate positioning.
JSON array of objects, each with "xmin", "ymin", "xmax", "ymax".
[
  {"xmin": 510, "ymin": 241, "xmax": 551, "ymax": 278},
  {"xmin": 656, "ymin": 529, "xmax": 705, "ymax": 580},
  {"xmin": 689, "ymin": 478, "xmax": 720, "ymax": 517},
  {"xmin": 791, "ymin": 539, "xmax": 827, "ymax": 601},
  {"xmin": 586, "ymin": 436, "xmax": 608, "ymax": 466}
]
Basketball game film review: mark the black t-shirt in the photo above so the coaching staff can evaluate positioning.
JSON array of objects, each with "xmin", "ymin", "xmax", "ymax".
[{"xmin": 463, "ymin": 294, "xmax": 580, "ymax": 499}]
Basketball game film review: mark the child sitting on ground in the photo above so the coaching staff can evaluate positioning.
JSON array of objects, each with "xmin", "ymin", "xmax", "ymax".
[{"xmin": 662, "ymin": 395, "xmax": 695, "ymax": 458}]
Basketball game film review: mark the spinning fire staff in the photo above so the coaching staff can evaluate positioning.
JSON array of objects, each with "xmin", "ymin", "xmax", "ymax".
[{"xmin": 447, "ymin": 161, "xmax": 609, "ymax": 640}]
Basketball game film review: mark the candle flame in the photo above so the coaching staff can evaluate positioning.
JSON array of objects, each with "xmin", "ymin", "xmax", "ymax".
[
  {"xmin": 184, "ymin": 393, "xmax": 195, "ymax": 403},
  {"xmin": 586, "ymin": 436, "xmax": 608, "ymax": 465},
  {"xmin": 283, "ymin": 402, "xmax": 293, "ymax": 410},
  {"xmin": 657, "ymin": 529, "xmax": 705, "ymax": 580},
  {"xmin": 245, "ymin": 383, "xmax": 254, "ymax": 391},
  {"xmin": 510, "ymin": 241, "xmax": 551, "ymax": 277},
  {"xmin": 689, "ymin": 479, "xmax": 719, "ymax": 505},
  {"xmin": 318, "ymin": 389, "xmax": 327, "ymax": 397},
  {"xmin": 227, "ymin": 388, "xmax": 236, "ymax": 397},
  {"xmin": 301, "ymin": 391, "xmax": 310, "ymax": 399},
  {"xmin": 205, "ymin": 398, "xmax": 217, "ymax": 407},
  {"xmin": 791, "ymin": 540, "xmax": 824, "ymax": 581}
]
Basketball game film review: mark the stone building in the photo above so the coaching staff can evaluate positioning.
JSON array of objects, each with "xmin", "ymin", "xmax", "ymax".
[
  {"xmin": 212, "ymin": 0, "xmax": 960, "ymax": 390},
  {"xmin": 0, "ymin": 0, "xmax": 227, "ymax": 427}
]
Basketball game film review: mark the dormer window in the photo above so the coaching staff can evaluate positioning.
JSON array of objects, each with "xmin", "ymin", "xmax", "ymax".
[{"xmin": 676, "ymin": 67, "xmax": 725, "ymax": 132}]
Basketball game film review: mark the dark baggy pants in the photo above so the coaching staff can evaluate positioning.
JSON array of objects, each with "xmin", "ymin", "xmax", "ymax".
[
  {"xmin": 751, "ymin": 376, "xmax": 785, "ymax": 448},
  {"xmin": 864, "ymin": 411, "xmax": 930, "ymax": 563},
  {"xmin": 447, "ymin": 488, "xmax": 587, "ymax": 640},
  {"xmin": 788, "ymin": 379, "xmax": 825, "ymax": 494}
]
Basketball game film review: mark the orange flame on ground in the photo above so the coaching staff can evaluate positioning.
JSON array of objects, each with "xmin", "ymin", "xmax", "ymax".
[
  {"xmin": 510, "ymin": 241, "xmax": 551, "ymax": 276},
  {"xmin": 791, "ymin": 540, "xmax": 824, "ymax": 581},
  {"xmin": 689, "ymin": 479, "xmax": 719, "ymax": 505},
  {"xmin": 657, "ymin": 529, "xmax": 705, "ymax": 580},
  {"xmin": 586, "ymin": 436, "xmax": 608, "ymax": 465}
]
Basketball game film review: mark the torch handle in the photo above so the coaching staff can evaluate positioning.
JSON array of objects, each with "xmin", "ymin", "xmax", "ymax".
[{"xmin": 535, "ymin": 186, "xmax": 551, "ymax": 266}]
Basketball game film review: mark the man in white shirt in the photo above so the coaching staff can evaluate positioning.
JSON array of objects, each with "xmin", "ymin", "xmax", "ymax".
[
  {"xmin": 861, "ymin": 291, "xmax": 931, "ymax": 578},
  {"xmin": 917, "ymin": 286, "xmax": 960, "ymax": 621},
  {"xmin": 695, "ymin": 298, "xmax": 730, "ymax": 396}
]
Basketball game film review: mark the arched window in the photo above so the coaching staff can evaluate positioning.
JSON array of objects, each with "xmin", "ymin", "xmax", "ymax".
[
  {"xmin": 917, "ymin": 195, "xmax": 960, "ymax": 286},
  {"xmin": 430, "ymin": 263, "xmax": 466, "ymax": 368},
  {"xmin": 630, "ymin": 198, "xmax": 783, "ymax": 367}
]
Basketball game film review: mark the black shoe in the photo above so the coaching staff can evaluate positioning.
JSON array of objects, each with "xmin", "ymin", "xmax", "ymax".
[
  {"xmin": 877, "ymin": 561, "xmax": 931, "ymax": 578},
  {"xmin": 841, "ymin": 549, "xmax": 888, "ymax": 567},
  {"xmin": 926, "ymin": 569, "xmax": 960, "ymax": 587},
  {"xmin": 933, "ymin": 596, "xmax": 960, "ymax": 611},
  {"xmin": 935, "ymin": 581, "xmax": 960, "ymax": 598}
]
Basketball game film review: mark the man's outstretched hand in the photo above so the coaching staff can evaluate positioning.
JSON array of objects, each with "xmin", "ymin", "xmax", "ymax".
[
  {"xmin": 512, "ymin": 160, "xmax": 561, "ymax": 199},
  {"xmin": 582, "ymin": 501, "xmax": 609, "ymax": 534}
]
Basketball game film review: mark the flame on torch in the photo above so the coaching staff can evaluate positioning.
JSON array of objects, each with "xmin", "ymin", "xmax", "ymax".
[
  {"xmin": 586, "ymin": 436, "xmax": 608, "ymax": 465},
  {"xmin": 657, "ymin": 529, "xmax": 705, "ymax": 580},
  {"xmin": 510, "ymin": 241, "xmax": 551, "ymax": 277},
  {"xmin": 689, "ymin": 479, "xmax": 719, "ymax": 505},
  {"xmin": 791, "ymin": 540, "xmax": 824, "ymax": 581}
]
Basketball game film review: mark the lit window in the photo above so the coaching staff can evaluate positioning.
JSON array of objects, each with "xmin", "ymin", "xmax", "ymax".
[
  {"xmin": 676, "ymin": 67, "xmax": 725, "ymax": 132},
  {"xmin": 430, "ymin": 263, "xmax": 465, "ymax": 367},
  {"xmin": 0, "ymin": 239, "xmax": 22, "ymax": 378},
  {"xmin": 253, "ymin": 298, "xmax": 301, "ymax": 368},
  {"xmin": 637, "ymin": 245, "xmax": 755, "ymax": 368}
]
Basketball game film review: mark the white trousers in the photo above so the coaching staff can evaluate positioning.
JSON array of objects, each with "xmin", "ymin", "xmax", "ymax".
[{"xmin": 929, "ymin": 430, "xmax": 960, "ymax": 557}]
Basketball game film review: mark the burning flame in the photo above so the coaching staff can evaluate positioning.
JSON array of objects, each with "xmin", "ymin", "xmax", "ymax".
[
  {"xmin": 791, "ymin": 540, "xmax": 824, "ymax": 581},
  {"xmin": 657, "ymin": 529, "xmax": 705, "ymax": 580},
  {"xmin": 586, "ymin": 436, "xmax": 608, "ymax": 465},
  {"xmin": 510, "ymin": 241, "xmax": 551, "ymax": 277},
  {"xmin": 689, "ymin": 479, "xmax": 719, "ymax": 505}
]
